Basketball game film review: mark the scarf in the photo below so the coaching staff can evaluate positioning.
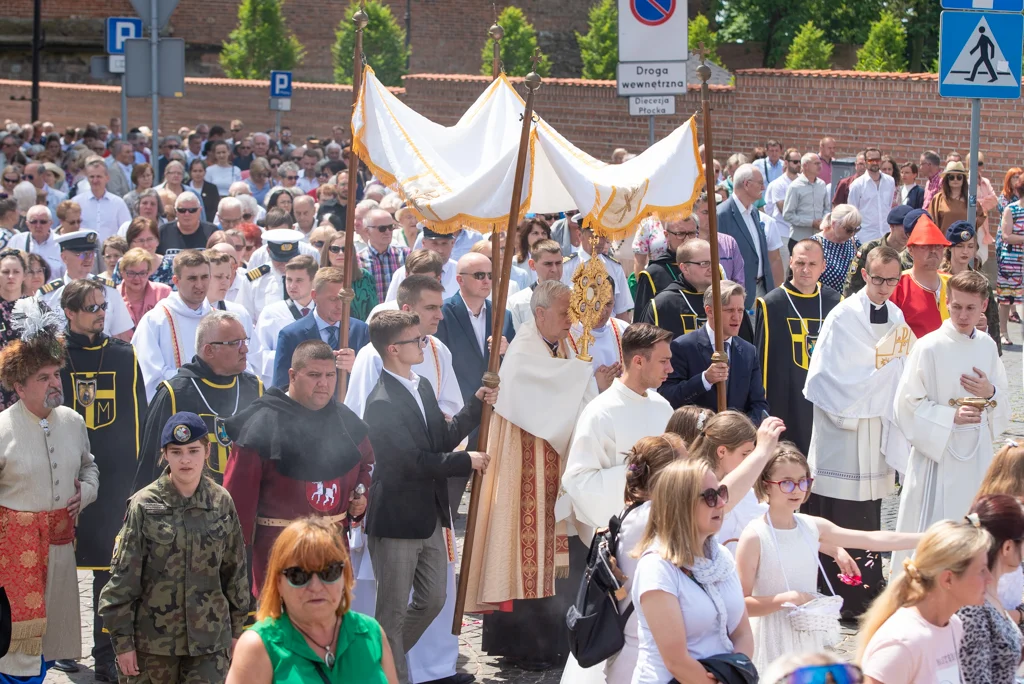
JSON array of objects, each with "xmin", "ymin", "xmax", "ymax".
[
  {"xmin": 223, "ymin": 387, "xmax": 369, "ymax": 482},
  {"xmin": 687, "ymin": 539, "xmax": 738, "ymax": 652}
]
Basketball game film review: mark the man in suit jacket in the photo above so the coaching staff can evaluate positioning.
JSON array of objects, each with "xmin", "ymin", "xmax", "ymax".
[
  {"xmin": 660, "ymin": 280, "xmax": 769, "ymax": 424},
  {"xmin": 272, "ymin": 267, "xmax": 369, "ymax": 388},
  {"xmin": 718, "ymin": 163, "xmax": 777, "ymax": 311},
  {"xmin": 363, "ymin": 310, "xmax": 494, "ymax": 683}
]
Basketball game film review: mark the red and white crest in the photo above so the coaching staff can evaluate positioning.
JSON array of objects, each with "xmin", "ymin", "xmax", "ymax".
[{"xmin": 306, "ymin": 479, "xmax": 342, "ymax": 513}]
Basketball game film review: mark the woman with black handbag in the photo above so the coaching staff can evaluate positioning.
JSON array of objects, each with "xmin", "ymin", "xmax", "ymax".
[{"xmin": 630, "ymin": 459, "xmax": 755, "ymax": 684}]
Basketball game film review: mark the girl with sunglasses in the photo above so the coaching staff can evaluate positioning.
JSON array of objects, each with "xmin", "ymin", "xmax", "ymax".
[
  {"xmin": 736, "ymin": 445, "xmax": 921, "ymax": 672},
  {"xmin": 99, "ymin": 412, "xmax": 250, "ymax": 684},
  {"xmin": 227, "ymin": 517, "xmax": 398, "ymax": 684},
  {"xmin": 319, "ymin": 231, "xmax": 377, "ymax": 322}
]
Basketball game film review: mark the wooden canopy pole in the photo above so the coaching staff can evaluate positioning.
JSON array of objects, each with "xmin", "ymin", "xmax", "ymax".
[
  {"xmin": 697, "ymin": 45, "xmax": 727, "ymax": 412},
  {"xmin": 452, "ymin": 50, "xmax": 543, "ymax": 636},
  {"xmin": 489, "ymin": 20, "xmax": 504, "ymax": 296},
  {"xmin": 337, "ymin": 4, "xmax": 368, "ymax": 401}
]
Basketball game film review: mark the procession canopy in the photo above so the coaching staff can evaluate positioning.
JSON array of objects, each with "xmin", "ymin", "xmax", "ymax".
[{"xmin": 351, "ymin": 66, "xmax": 706, "ymax": 240}]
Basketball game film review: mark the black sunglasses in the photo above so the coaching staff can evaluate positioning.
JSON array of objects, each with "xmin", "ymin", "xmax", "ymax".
[
  {"xmin": 82, "ymin": 302, "xmax": 109, "ymax": 314},
  {"xmin": 177, "ymin": 207, "xmax": 200, "ymax": 214},
  {"xmin": 460, "ymin": 271, "xmax": 491, "ymax": 281},
  {"xmin": 282, "ymin": 562, "xmax": 345, "ymax": 587},
  {"xmin": 700, "ymin": 484, "xmax": 729, "ymax": 507},
  {"xmin": 329, "ymin": 245, "xmax": 344, "ymax": 254},
  {"xmin": 372, "ymin": 224, "xmax": 396, "ymax": 232}
]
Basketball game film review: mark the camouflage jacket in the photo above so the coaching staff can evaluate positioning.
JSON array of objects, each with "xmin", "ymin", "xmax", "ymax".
[
  {"xmin": 98, "ymin": 468, "xmax": 250, "ymax": 656},
  {"xmin": 842, "ymin": 235, "xmax": 914, "ymax": 297}
]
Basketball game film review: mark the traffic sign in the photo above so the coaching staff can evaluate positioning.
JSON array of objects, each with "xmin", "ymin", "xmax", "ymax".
[
  {"xmin": 109, "ymin": 55, "xmax": 126, "ymax": 74},
  {"xmin": 129, "ymin": 0, "xmax": 180, "ymax": 31},
  {"xmin": 124, "ymin": 37, "xmax": 186, "ymax": 98},
  {"xmin": 939, "ymin": 11, "xmax": 1022, "ymax": 98},
  {"xmin": 90, "ymin": 56, "xmax": 116, "ymax": 80},
  {"xmin": 617, "ymin": 0, "xmax": 687, "ymax": 63},
  {"xmin": 617, "ymin": 61, "xmax": 687, "ymax": 97},
  {"xmin": 630, "ymin": 0, "xmax": 676, "ymax": 26},
  {"xmin": 629, "ymin": 95, "xmax": 676, "ymax": 116},
  {"xmin": 270, "ymin": 71, "xmax": 293, "ymax": 98},
  {"xmin": 106, "ymin": 17, "xmax": 142, "ymax": 54},
  {"xmin": 942, "ymin": 0, "xmax": 1022, "ymax": 12}
]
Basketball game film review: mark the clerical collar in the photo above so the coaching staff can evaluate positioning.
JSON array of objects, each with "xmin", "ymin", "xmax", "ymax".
[
  {"xmin": 869, "ymin": 301, "xmax": 888, "ymax": 324},
  {"xmin": 783, "ymin": 281, "xmax": 820, "ymax": 297},
  {"xmin": 540, "ymin": 334, "xmax": 560, "ymax": 356}
]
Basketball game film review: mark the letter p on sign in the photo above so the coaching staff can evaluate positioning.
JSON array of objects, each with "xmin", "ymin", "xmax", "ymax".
[
  {"xmin": 270, "ymin": 71, "xmax": 293, "ymax": 98},
  {"xmin": 106, "ymin": 17, "xmax": 143, "ymax": 55}
]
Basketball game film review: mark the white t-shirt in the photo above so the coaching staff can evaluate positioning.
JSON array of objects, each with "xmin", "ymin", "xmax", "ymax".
[
  {"xmin": 861, "ymin": 607, "xmax": 963, "ymax": 684},
  {"xmin": 717, "ymin": 490, "xmax": 768, "ymax": 555},
  {"xmin": 631, "ymin": 546, "xmax": 746, "ymax": 684}
]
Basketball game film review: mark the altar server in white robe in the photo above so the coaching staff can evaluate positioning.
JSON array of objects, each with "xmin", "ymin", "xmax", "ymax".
[
  {"xmin": 253, "ymin": 256, "xmax": 318, "ymax": 385},
  {"xmin": 132, "ymin": 250, "xmax": 213, "ymax": 400},
  {"xmin": 892, "ymin": 269, "xmax": 1009, "ymax": 575},
  {"xmin": 804, "ymin": 245, "xmax": 912, "ymax": 616},
  {"xmin": 509, "ymin": 239, "xmax": 564, "ymax": 331},
  {"xmin": 204, "ymin": 248, "xmax": 263, "ymax": 377},
  {"xmin": 344, "ymin": 273, "xmax": 466, "ymax": 684}
]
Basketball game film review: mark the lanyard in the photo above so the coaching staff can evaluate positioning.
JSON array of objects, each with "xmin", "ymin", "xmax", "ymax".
[
  {"xmin": 782, "ymin": 285, "xmax": 822, "ymax": 338},
  {"xmin": 189, "ymin": 378, "xmax": 240, "ymax": 417}
]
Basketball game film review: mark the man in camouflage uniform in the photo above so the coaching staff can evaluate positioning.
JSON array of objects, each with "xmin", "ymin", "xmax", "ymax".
[
  {"xmin": 843, "ymin": 204, "xmax": 914, "ymax": 296},
  {"xmin": 99, "ymin": 412, "xmax": 249, "ymax": 684}
]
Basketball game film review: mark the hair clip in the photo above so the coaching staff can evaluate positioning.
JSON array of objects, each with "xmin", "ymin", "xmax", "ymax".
[
  {"xmin": 696, "ymin": 410, "xmax": 707, "ymax": 432},
  {"xmin": 964, "ymin": 512, "xmax": 981, "ymax": 528},
  {"xmin": 1007, "ymin": 439, "xmax": 1020, "ymax": 448},
  {"xmin": 627, "ymin": 463, "xmax": 641, "ymax": 473}
]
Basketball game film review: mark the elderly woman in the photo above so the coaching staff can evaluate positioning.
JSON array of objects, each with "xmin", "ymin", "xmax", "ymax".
[
  {"xmin": 119, "ymin": 187, "xmax": 163, "ymax": 238},
  {"xmin": 246, "ymin": 158, "xmax": 274, "ymax": 206},
  {"xmin": 115, "ymin": 216, "xmax": 174, "ymax": 286},
  {"xmin": 156, "ymin": 160, "xmax": 200, "ymax": 202},
  {"xmin": 12, "ymin": 181, "xmax": 36, "ymax": 231},
  {"xmin": 320, "ymin": 230, "xmax": 377, "ymax": 321},
  {"xmin": 118, "ymin": 247, "xmax": 171, "ymax": 327},
  {"xmin": 55, "ymin": 199, "xmax": 82, "ymax": 234},
  {"xmin": 811, "ymin": 204, "xmax": 862, "ymax": 292},
  {"xmin": 122, "ymin": 162, "xmax": 155, "ymax": 213},
  {"xmin": 226, "ymin": 517, "xmax": 398, "ymax": 683},
  {"xmin": 239, "ymin": 222, "xmax": 263, "ymax": 266}
]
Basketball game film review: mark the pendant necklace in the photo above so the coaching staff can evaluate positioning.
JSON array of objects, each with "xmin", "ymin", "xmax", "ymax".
[{"xmin": 293, "ymin": 616, "xmax": 340, "ymax": 668}]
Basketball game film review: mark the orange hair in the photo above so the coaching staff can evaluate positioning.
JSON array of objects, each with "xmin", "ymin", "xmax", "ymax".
[
  {"xmin": 256, "ymin": 517, "xmax": 354, "ymax": 621},
  {"xmin": 1002, "ymin": 167, "xmax": 1024, "ymax": 199}
]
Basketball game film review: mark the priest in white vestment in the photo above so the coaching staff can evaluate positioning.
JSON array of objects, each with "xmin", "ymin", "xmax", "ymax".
[
  {"xmin": 892, "ymin": 271, "xmax": 1009, "ymax": 575},
  {"xmin": 463, "ymin": 280, "xmax": 597, "ymax": 668}
]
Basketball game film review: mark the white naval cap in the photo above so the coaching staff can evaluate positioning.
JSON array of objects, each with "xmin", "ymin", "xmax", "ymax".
[
  {"xmin": 263, "ymin": 228, "xmax": 305, "ymax": 262},
  {"xmin": 55, "ymin": 230, "xmax": 99, "ymax": 252}
]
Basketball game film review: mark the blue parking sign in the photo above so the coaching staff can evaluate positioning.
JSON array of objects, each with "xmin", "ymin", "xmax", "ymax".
[
  {"xmin": 939, "ymin": 11, "xmax": 1023, "ymax": 98},
  {"xmin": 106, "ymin": 17, "xmax": 143, "ymax": 55},
  {"xmin": 270, "ymin": 71, "xmax": 293, "ymax": 98}
]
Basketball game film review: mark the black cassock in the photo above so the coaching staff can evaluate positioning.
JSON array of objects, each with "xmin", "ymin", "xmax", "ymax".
[
  {"xmin": 754, "ymin": 282, "xmax": 841, "ymax": 454},
  {"xmin": 641, "ymin": 277, "xmax": 756, "ymax": 344}
]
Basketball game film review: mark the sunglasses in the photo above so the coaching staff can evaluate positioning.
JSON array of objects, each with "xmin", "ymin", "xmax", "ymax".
[
  {"xmin": 282, "ymin": 562, "xmax": 345, "ymax": 587},
  {"xmin": 310, "ymin": 240, "xmax": 326, "ymax": 249},
  {"xmin": 27, "ymin": 219, "xmax": 51, "ymax": 225},
  {"xmin": 81, "ymin": 302, "xmax": 108, "ymax": 313},
  {"xmin": 242, "ymin": 213, "xmax": 254, "ymax": 220},
  {"xmin": 329, "ymin": 245, "xmax": 344, "ymax": 254},
  {"xmin": 779, "ymin": 664, "xmax": 863, "ymax": 684},
  {"xmin": 177, "ymin": 207, "xmax": 200, "ymax": 214},
  {"xmin": 700, "ymin": 484, "xmax": 729, "ymax": 508},
  {"xmin": 372, "ymin": 224, "xmax": 395, "ymax": 232},
  {"xmin": 948, "ymin": 174, "xmax": 965, "ymax": 181},
  {"xmin": 460, "ymin": 271, "xmax": 492, "ymax": 281},
  {"xmin": 22, "ymin": 174, "xmax": 35, "ymax": 181},
  {"xmin": 765, "ymin": 477, "xmax": 813, "ymax": 494},
  {"xmin": 787, "ymin": 158, "xmax": 801, "ymax": 164},
  {"xmin": 283, "ymin": 175, "xmax": 298, "ymax": 181},
  {"xmin": 230, "ymin": 128, "xmax": 243, "ymax": 133},
  {"xmin": 1, "ymin": 177, "xmax": 18, "ymax": 184}
]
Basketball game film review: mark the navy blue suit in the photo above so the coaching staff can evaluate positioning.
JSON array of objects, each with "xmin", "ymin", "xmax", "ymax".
[
  {"xmin": 272, "ymin": 312, "xmax": 370, "ymax": 388},
  {"xmin": 717, "ymin": 194, "xmax": 774, "ymax": 310},
  {"xmin": 659, "ymin": 325, "xmax": 769, "ymax": 425},
  {"xmin": 904, "ymin": 184, "xmax": 924, "ymax": 210}
]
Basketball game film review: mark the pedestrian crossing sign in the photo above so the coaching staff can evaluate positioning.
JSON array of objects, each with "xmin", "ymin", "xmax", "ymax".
[{"xmin": 939, "ymin": 11, "xmax": 1023, "ymax": 98}]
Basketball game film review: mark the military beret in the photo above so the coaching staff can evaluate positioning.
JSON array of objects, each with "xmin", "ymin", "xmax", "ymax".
[
  {"xmin": 161, "ymin": 411, "xmax": 208, "ymax": 448},
  {"xmin": 902, "ymin": 208, "xmax": 932, "ymax": 235},
  {"xmin": 945, "ymin": 220, "xmax": 976, "ymax": 245},
  {"xmin": 886, "ymin": 205, "xmax": 912, "ymax": 227}
]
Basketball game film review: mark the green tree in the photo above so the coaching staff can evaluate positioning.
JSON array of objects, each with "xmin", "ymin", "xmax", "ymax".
[
  {"xmin": 333, "ymin": 0, "xmax": 408, "ymax": 87},
  {"xmin": 688, "ymin": 14, "xmax": 724, "ymax": 66},
  {"xmin": 577, "ymin": 0, "xmax": 617, "ymax": 80},
  {"xmin": 480, "ymin": 6, "xmax": 551, "ymax": 77},
  {"xmin": 784, "ymin": 21, "xmax": 834, "ymax": 69},
  {"xmin": 855, "ymin": 12, "xmax": 907, "ymax": 72},
  {"xmin": 219, "ymin": 0, "xmax": 305, "ymax": 79}
]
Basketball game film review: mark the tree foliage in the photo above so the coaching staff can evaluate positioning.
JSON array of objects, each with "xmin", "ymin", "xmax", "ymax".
[
  {"xmin": 333, "ymin": 0, "xmax": 409, "ymax": 87},
  {"xmin": 480, "ymin": 6, "xmax": 552, "ymax": 77},
  {"xmin": 855, "ymin": 12, "xmax": 907, "ymax": 72},
  {"xmin": 220, "ymin": 0, "xmax": 305, "ymax": 79},
  {"xmin": 577, "ymin": 0, "xmax": 617, "ymax": 80},
  {"xmin": 784, "ymin": 21, "xmax": 834, "ymax": 70},
  {"xmin": 689, "ymin": 14, "xmax": 725, "ymax": 66}
]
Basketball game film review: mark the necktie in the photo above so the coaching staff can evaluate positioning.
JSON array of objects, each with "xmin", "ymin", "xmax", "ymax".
[
  {"xmin": 300, "ymin": 307, "xmax": 310, "ymax": 317},
  {"xmin": 326, "ymin": 324, "xmax": 340, "ymax": 349},
  {"xmin": 217, "ymin": 301, "xmax": 226, "ymax": 311},
  {"xmin": 870, "ymin": 304, "xmax": 888, "ymax": 324}
]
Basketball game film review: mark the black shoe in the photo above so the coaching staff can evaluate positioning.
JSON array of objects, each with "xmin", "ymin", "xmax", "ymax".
[
  {"xmin": 52, "ymin": 659, "xmax": 80, "ymax": 673},
  {"xmin": 95, "ymin": 661, "xmax": 118, "ymax": 682}
]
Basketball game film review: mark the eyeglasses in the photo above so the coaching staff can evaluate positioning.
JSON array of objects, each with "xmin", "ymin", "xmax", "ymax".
[
  {"xmin": 72, "ymin": 251, "xmax": 95, "ymax": 260},
  {"xmin": 700, "ymin": 484, "xmax": 729, "ymax": 508},
  {"xmin": 207, "ymin": 337, "xmax": 249, "ymax": 349},
  {"xmin": 230, "ymin": 128, "xmax": 243, "ymax": 133},
  {"xmin": 786, "ymin": 158, "xmax": 801, "ymax": 164},
  {"xmin": 124, "ymin": 269, "xmax": 149, "ymax": 279},
  {"xmin": 242, "ymin": 213, "xmax": 253, "ymax": 220},
  {"xmin": 329, "ymin": 245, "xmax": 344, "ymax": 254},
  {"xmin": 281, "ymin": 562, "xmax": 345, "ymax": 588},
  {"xmin": 780, "ymin": 664, "xmax": 864, "ymax": 684},
  {"xmin": 283, "ymin": 175, "xmax": 298, "ymax": 181},
  {"xmin": 392, "ymin": 336, "xmax": 428, "ymax": 348},
  {"xmin": 372, "ymin": 224, "xmax": 395, "ymax": 232},
  {"xmin": 177, "ymin": 207, "xmax": 200, "ymax": 214},
  {"xmin": 764, "ymin": 477, "xmax": 813, "ymax": 494},
  {"xmin": 868, "ymin": 275, "xmax": 900, "ymax": 286},
  {"xmin": 81, "ymin": 302, "xmax": 108, "ymax": 313},
  {"xmin": 1, "ymin": 177, "xmax": 17, "ymax": 185},
  {"xmin": 311, "ymin": 240, "xmax": 326, "ymax": 249},
  {"xmin": 460, "ymin": 271, "xmax": 492, "ymax": 281},
  {"xmin": 683, "ymin": 260, "xmax": 713, "ymax": 268},
  {"xmin": 27, "ymin": 219, "xmax": 51, "ymax": 225},
  {"xmin": 667, "ymin": 229, "xmax": 698, "ymax": 239},
  {"xmin": 22, "ymin": 174, "xmax": 35, "ymax": 181}
]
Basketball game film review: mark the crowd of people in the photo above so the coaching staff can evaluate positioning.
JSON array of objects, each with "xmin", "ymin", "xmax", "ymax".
[{"xmin": 0, "ymin": 116, "xmax": 1019, "ymax": 684}]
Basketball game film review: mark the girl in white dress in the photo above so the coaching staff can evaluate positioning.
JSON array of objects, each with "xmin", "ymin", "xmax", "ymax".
[{"xmin": 736, "ymin": 444, "xmax": 923, "ymax": 672}]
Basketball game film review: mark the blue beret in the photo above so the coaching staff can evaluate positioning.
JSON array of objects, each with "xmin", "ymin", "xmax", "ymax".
[
  {"xmin": 161, "ymin": 412, "xmax": 208, "ymax": 448},
  {"xmin": 886, "ymin": 205, "xmax": 912, "ymax": 227},
  {"xmin": 903, "ymin": 208, "xmax": 932, "ymax": 234},
  {"xmin": 945, "ymin": 220, "xmax": 976, "ymax": 245}
]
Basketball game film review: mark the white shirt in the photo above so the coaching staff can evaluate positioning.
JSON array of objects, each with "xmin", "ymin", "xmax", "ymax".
[
  {"xmin": 560, "ymin": 250, "xmax": 634, "ymax": 315},
  {"xmin": 900, "ymin": 184, "xmax": 916, "ymax": 204},
  {"xmin": 250, "ymin": 267, "xmax": 287, "ymax": 314},
  {"xmin": 385, "ymin": 259, "xmax": 460, "ymax": 302},
  {"xmin": 464, "ymin": 298, "xmax": 487, "ymax": 355},
  {"xmin": 848, "ymin": 172, "xmax": 897, "ymax": 242},
  {"xmin": 764, "ymin": 174, "xmax": 795, "ymax": 236},
  {"xmin": 754, "ymin": 157, "xmax": 786, "ymax": 196},
  {"xmin": 700, "ymin": 325, "xmax": 732, "ymax": 391},
  {"xmin": 568, "ymin": 318, "xmax": 628, "ymax": 370},
  {"xmin": 412, "ymin": 228, "xmax": 484, "ymax": 262},
  {"xmin": 225, "ymin": 268, "xmax": 256, "ymax": 321},
  {"xmin": 735, "ymin": 195, "xmax": 764, "ymax": 278},
  {"xmin": 205, "ymin": 165, "xmax": 242, "ymax": 196},
  {"xmin": 508, "ymin": 285, "xmax": 536, "ymax": 332},
  {"xmin": 365, "ymin": 299, "xmax": 398, "ymax": 323},
  {"xmin": 383, "ymin": 368, "xmax": 426, "ymax": 421},
  {"xmin": 758, "ymin": 211, "xmax": 785, "ymax": 251},
  {"xmin": 11, "ymin": 230, "xmax": 65, "ymax": 281},
  {"xmin": 37, "ymin": 274, "xmax": 134, "ymax": 337},
  {"xmin": 254, "ymin": 299, "xmax": 313, "ymax": 385},
  {"xmin": 297, "ymin": 174, "xmax": 319, "ymax": 194},
  {"xmin": 131, "ymin": 294, "xmax": 212, "ymax": 400},
  {"xmin": 72, "ymin": 190, "xmax": 132, "ymax": 244},
  {"xmin": 313, "ymin": 310, "xmax": 340, "ymax": 346}
]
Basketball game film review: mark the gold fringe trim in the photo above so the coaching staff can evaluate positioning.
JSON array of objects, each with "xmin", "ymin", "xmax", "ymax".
[
  {"xmin": 555, "ymin": 565, "xmax": 570, "ymax": 580},
  {"xmin": 9, "ymin": 618, "xmax": 46, "ymax": 656}
]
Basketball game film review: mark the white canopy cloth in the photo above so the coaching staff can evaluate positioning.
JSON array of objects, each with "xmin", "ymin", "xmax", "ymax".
[{"xmin": 352, "ymin": 67, "xmax": 705, "ymax": 239}]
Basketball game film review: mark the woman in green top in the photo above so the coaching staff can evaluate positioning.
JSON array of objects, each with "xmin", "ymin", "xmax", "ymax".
[
  {"xmin": 226, "ymin": 517, "xmax": 397, "ymax": 684},
  {"xmin": 319, "ymin": 231, "xmax": 378, "ymax": 322}
]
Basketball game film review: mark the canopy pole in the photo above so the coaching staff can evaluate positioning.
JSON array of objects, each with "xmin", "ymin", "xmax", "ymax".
[
  {"xmin": 489, "ymin": 21, "xmax": 504, "ymax": 299},
  {"xmin": 697, "ymin": 44, "xmax": 727, "ymax": 412},
  {"xmin": 337, "ymin": 4, "xmax": 368, "ymax": 402},
  {"xmin": 452, "ymin": 50, "xmax": 543, "ymax": 636}
]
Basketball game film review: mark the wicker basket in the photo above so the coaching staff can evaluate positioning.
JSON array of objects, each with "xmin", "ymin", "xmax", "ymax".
[{"xmin": 786, "ymin": 594, "xmax": 844, "ymax": 646}]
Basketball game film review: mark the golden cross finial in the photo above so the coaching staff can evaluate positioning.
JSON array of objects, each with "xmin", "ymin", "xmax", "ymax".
[
  {"xmin": 531, "ymin": 48, "xmax": 542, "ymax": 72},
  {"xmin": 696, "ymin": 42, "xmax": 710, "ymax": 64}
]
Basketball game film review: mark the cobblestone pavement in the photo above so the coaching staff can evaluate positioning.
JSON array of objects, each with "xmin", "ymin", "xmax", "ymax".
[{"xmin": 47, "ymin": 338, "xmax": 1024, "ymax": 683}]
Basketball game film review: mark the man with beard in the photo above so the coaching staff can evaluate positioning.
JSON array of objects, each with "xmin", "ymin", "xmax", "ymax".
[
  {"xmin": 223, "ymin": 340, "xmax": 374, "ymax": 592},
  {"xmin": 754, "ymin": 239, "xmax": 841, "ymax": 454},
  {"xmin": 0, "ymin": 299, "xmax": 99, "ymax": 680},
  {"xmin": 135, "ymin": 311, "xmax": 263, "ymax": 487},
  {"xmin": 60, "ymin": 280, "xmax": 146, "ymax": 682}
]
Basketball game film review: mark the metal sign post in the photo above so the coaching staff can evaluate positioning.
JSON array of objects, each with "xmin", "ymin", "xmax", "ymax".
[
  {"xmin": 967, "ymin": 98, "xmax": 981, "ymax": 225},
  {"xmin": 269, "ymin": 71, "xmax": 293, "ymax": 142},
  {"xmin": 150, "ymin": 0, "xmax": 159, "ymax": 182},
  {"xmin": 107, "ymin": 18, "xmax": 141, "ymax": 139}
]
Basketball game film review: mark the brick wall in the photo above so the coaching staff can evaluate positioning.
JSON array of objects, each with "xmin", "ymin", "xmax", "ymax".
[{"xmin": 2, "ymin": 69, "xmax": 1021, "ymax": 188}]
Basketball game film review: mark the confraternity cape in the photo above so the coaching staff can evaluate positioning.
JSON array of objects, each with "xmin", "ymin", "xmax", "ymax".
[{"xmin": 462, "ymin": 319, "xmax": 596, "ymax": 612}]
